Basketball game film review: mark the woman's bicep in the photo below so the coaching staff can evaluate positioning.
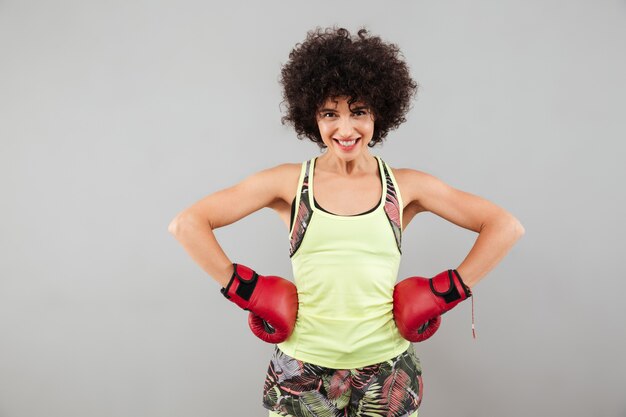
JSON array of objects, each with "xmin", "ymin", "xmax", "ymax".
[{"xmin": 175, "ymin": 165, "xmax": 286, "ymax": 230}]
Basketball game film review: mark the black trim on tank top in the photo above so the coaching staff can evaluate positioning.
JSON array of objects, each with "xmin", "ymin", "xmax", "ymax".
[
  {"xmin": 314, "ymin": 197, "xmax": 378, "ymax": 216},
  {"xmin": 290, "ymin": 196, "xmax": 378, "ymax": 227},
  {"xmin": 290, "ymin": 196, "xmax": 296, "ymax": 231},
  {"xmin": 289, "ymin": 158, "xmax": 383, "ymax": 226}
]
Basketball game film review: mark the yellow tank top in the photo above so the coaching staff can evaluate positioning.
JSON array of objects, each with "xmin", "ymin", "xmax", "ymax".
[{"xmin": 277, "ymin": 155, "xmax": 410, "ymax": 368}]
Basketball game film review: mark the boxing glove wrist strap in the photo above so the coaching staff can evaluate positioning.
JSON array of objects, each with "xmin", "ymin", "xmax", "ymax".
[
  {"xmin": 220, "ymin": 263, "xmax": 258, "ymax": 310},
  {"xmin": 430, "ymin": 269, "xmax": 472, "ymax": 304}
]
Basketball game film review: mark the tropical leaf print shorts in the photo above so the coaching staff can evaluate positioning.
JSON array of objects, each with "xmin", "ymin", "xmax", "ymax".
[{"xmin": 262, "ymin": 344, "xmax": 423, "ymax": 417}]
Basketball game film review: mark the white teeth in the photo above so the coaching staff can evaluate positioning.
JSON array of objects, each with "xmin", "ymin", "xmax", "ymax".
[{"xmin": 338, "ymin": 139, "xmax": 357, "ymax": 146}]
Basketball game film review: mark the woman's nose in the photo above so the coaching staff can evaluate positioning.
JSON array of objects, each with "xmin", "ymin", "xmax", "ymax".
[{"xmin": 336, "ymin": 116, "xmax": 356, "ymax": 137}]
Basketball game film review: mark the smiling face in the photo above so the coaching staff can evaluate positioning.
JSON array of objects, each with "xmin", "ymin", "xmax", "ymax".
[{"xmin": 315, "ymin": 96, "xmax": 375, "ymax": 160}]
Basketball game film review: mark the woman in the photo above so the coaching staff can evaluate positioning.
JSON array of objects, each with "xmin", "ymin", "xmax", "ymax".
[{"xmin": 169, "ymin": 26, "xmax": 524, "ymax": 417}]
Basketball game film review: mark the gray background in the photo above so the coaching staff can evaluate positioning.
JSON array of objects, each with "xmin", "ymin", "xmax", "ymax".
[{"xmin": 1, "ymin": 0, "xmax": 625, "ymax": 416}]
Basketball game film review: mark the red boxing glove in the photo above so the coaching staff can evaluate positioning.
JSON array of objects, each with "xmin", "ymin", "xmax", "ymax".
[
  {"xmin": 221, "ymin": 263, "xmax": 298, "ymax": 344},
  {"xmin": 393, "ymin": 269, "xmax": 472, "ymax": 342}
]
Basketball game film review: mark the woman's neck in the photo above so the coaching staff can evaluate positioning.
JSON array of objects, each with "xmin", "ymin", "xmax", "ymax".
[{"xmin": 315, "ymin": 152, "xmax": 377, "ymax": 177}]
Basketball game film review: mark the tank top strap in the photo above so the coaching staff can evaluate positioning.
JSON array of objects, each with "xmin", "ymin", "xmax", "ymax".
[
  {"xmin": 379, "ymin": 158, "xmax": 403, "ymax": 254},
  {"xmin": 289, "ymin": 159, "xmax": 314, "ymax": 257}
]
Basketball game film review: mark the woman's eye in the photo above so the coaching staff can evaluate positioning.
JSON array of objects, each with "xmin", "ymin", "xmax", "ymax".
[{"xmin": 320, "ymin": 111, "xmax": 366, "ymax": 118}]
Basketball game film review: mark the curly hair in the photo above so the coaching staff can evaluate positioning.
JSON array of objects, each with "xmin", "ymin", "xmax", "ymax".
[{"xmin": 279, "ymin": 26, "xmax": 419, "ymax": 149}]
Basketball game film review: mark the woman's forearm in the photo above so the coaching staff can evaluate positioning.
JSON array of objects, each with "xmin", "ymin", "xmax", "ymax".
[
  {"xmin": 169, "ymin": 215, "xmax": 234, "ymax": 287},
  {"xmin": 456, "ymin": 215, "xmax": 525, "ymax": 288}
]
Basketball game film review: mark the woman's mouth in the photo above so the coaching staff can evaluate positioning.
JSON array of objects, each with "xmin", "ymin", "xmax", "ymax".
[{"xmin": 333, "ymin": 138, "xmax": 360, "ymax": 151}]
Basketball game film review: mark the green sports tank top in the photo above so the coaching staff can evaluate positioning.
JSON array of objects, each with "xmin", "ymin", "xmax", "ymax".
[{"xmin": 277, "ymin": 155, "xmax": 411, "ymax": 368}]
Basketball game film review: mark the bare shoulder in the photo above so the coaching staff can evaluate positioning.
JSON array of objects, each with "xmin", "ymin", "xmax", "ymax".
[
  {"xmin": 175, "ymin": 161, "xmax": 302, "ymax": 230},
  {"xmin": 268, "ymin": 162, "xmax": 302, "ymax": 205},
  {"xmin": 391, "ymin": 166, "xmax": 519, "ymax": 233},
  {"xmin": 229, "ymin": 161, "xmax": 302, "ymax": 208},
  {"xmin": 390, "ymin": 167, "xmax": 435, "ymax": 209}
]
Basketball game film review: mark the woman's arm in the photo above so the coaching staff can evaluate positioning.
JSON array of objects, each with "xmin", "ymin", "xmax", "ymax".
[
  {"xmin": 168, "ymin": 164, "xmax": 293, "ymax": 287},
  {"xmin": 398, "ymin": 169, "xmax": 525, "ymax": 288}
]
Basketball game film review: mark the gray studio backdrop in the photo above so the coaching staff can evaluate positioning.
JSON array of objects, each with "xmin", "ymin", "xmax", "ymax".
[{"xmin": 1, "ymin": 1, "xmax": 625, "ymax": 416}]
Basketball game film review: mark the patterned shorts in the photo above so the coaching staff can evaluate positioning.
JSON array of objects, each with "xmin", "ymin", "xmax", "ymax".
[{"xmin": 262, "ymin": 344, "xmax": 423, "ymax": 417}]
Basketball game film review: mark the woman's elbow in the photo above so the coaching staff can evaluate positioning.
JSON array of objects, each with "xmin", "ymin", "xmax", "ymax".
[
  {"xmin": 169, "ymin": 212, "xmax": 212, "ymax": 235},
  {"xmin": 168, "ymin": 215, "xmax": 182, "ymax": 235},
  {"xmin": 168, "ymin": 219, "xmax": 179, "ymax": 235},
  {"xmin": 168, "ymin": 212, "xmax": 193, "ymax": 235},
  {"xmin": 509, "ymin": 216, "xmax": 525, "ymax": 239}
]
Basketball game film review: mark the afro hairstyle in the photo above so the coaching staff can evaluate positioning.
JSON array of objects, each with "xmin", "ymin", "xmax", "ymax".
[{"xmin": 279, "ymin": 26, "xmax": 419, "ymax": 149}]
